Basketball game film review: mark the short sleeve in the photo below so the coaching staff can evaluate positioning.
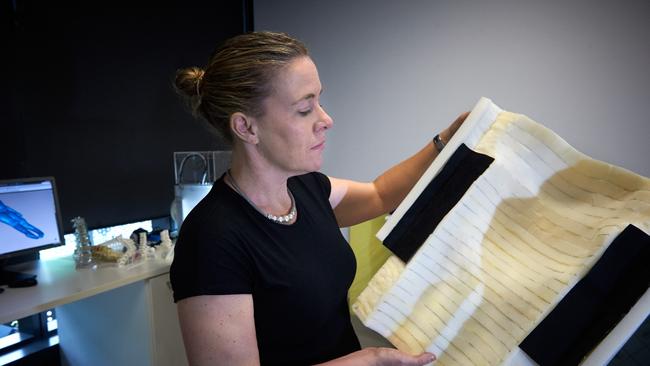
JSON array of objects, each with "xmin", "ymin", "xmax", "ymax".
[{"xmin": 170, "ymin": 217, "xmax": 254, "ymax": 302}]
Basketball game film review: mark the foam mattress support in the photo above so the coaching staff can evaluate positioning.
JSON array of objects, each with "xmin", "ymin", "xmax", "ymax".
[{"xmin": 353, "ymin": 97, "xmax": 650, "ymax": 366}]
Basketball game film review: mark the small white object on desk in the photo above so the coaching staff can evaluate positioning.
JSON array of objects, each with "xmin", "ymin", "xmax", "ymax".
[
  {"xmin": 139, "ymin": 232, "xmax": 156, "ymax": 260},
  {"xmin": 157, "ymin": 229, "xmax": 175, "ymax": 262}
]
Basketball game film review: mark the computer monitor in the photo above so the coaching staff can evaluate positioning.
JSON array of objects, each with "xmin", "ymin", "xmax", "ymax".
[{"xmin": 0, "ymin": 177, "xmax": 65, "ymax": 285}]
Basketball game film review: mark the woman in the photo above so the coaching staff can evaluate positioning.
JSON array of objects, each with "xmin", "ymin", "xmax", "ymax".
[{"xmin": 170, "ymin": 31, "xmax": 467, "ymax": 366}]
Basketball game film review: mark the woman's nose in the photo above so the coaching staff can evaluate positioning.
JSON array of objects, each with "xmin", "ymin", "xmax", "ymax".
[{"xmin": 318, "ymin": 105, "xmax": 333, "ymax": 130}]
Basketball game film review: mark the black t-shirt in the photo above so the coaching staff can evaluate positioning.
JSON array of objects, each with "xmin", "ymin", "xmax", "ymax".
[{"xmin": 170, "ymin": 172, "xmax": 361, "ymax": 365}]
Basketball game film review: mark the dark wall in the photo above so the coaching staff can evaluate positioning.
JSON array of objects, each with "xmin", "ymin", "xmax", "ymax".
[{"xmin": 3, "ymin": 1, "xmax": 249, "ymax": 232}]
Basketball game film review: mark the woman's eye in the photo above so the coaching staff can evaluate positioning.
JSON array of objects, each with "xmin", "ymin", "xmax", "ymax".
[{"xmin": 298, "ymin": 109, "xmax": 312, "ymax": 116}]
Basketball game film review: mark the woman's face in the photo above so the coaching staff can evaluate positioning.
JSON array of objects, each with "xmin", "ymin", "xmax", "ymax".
[{"xmin": 254, "ymin": 56, "xmax": 333, "ymax": 175}]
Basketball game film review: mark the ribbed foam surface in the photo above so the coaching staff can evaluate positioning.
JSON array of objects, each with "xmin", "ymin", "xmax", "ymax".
[{"xmin": 352, "ymin": 98, "xmax": 650, "ymax": 366}]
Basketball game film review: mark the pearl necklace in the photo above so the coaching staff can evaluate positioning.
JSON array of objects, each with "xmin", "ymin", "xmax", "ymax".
[{"xmin": 226, "ymin": 170, "xmax": 297, "ymax": 225}]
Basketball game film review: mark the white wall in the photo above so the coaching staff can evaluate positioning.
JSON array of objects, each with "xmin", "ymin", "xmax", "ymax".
[{"xmin": 255, "ymin": 0, "xmax": 650, "ymax": 181}]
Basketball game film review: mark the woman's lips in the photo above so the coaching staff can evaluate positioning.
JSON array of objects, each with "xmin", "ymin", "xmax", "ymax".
[{"xmin": 311, "ymin": 141, "xmax": 325, "ymax": 150}]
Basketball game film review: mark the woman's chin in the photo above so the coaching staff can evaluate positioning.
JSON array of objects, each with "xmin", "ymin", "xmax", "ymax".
[
  {"xmin": 290, "ymin": 156, "xmax": 323, "ymax": 174},
  {"xmin": 310, "ymin": 159, "xmax": 323, "ymax": 172}
]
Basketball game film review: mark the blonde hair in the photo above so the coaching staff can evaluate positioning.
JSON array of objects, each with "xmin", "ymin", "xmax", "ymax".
[{"xmin": 174, "ymin": 31, "xmax": 309, "ymax": 143}]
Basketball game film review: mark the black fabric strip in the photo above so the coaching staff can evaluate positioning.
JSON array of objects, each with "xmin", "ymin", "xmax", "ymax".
[
  {"xmin": 383, "ymin": 144, "xmax": 494, "ymax": 262},
  {"xmin": 520, "ymin": 224, "xmax": 650, "ymax": 366}
]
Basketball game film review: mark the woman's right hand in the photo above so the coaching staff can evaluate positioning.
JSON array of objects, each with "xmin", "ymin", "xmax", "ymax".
[
  {"xmin": 318, "ymin": 347, "xmax": 436, "ymax": 366},
  {"xmin": 366, "ymin": 347, "xmax": 436, "ymax": 366}
]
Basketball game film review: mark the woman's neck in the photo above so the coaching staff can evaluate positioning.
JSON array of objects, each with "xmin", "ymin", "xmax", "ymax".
[{"xmin": 227, "ymin": 150, "xmax": 294, "ymax": 216}]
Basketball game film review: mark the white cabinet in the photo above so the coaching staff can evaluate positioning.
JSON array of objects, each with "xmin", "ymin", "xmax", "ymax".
[
  {"xmin": 148, "ymin": 273, "xmax": 188, "ymax": 366},
  {"xmin": 57, "ymin": 273, "xmax": 187, "ymax": 366}
]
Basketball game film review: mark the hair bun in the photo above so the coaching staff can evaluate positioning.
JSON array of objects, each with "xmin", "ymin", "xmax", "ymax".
[{"xmin": 174, "ymin": 66, "xmax": 205, "ymax": 98}]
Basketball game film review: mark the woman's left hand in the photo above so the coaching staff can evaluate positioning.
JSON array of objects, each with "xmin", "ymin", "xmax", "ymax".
[{"xmin": 439, "ymin": 111, "xmax": 470, "ymax": 145}]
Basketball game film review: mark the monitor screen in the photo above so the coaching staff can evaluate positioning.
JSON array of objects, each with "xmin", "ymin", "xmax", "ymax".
[{"xmin": 0, "ymin": 177, "xmax": 65, "ymax": 259}]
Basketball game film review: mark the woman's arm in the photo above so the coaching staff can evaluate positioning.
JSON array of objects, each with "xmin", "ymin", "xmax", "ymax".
[
  {"xmin": 177, "ymin": 294, "xmax": 259, "ymax": 366},
  {"xmin": 330, "ymin": 112, "xmax": 469, "ymax": 227},
  {"xmin": 177, "ymin": 296, "xmax": 434, "ymax": 366}
]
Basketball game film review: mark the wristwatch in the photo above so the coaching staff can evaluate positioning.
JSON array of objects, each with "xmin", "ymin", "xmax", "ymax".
[{"xmin": 433, "ymin": 133, "xmax": 446, "ymax": 153}]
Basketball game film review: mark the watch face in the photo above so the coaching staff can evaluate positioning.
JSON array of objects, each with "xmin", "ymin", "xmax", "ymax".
[{"xmin": 434, "ymin": 134, "xmax": 445, "ymax": 152}]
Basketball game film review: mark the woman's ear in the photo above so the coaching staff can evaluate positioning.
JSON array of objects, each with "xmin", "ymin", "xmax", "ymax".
[{"xmin": 230, "ymin": 112, "xmax": 259, "ymax": 144}]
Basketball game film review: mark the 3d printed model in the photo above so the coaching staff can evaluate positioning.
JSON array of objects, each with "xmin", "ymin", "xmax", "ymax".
[
  {"xmin": 0, "ymin": 200, "xmax": 44, "ymax": 239},
  {"xmin": 353, "ymin": 98, "xmax": 650, "ymax": 365}
]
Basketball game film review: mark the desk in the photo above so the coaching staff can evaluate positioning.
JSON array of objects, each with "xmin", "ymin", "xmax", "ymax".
[{"xmin": 0, "ymin": 257, "xmax": 187, "ymax": 366}]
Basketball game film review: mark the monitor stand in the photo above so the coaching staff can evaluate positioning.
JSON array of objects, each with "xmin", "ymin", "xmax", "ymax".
[
  {"xmin": 0, "ymin": 253, "xmax": 39, "ymax": 287},
  {"xmin": 0, "ymin": 268, "xmax": 38, "ymax": 287}
]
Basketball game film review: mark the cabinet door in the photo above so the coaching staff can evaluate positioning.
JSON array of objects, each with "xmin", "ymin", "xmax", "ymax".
[
  {"xmin": 148, "ymin": 273, "xmax": 188, "ymax": 366},
  {"xmin": 57, "ymin": 281, "xmax": 152, "ymax": 366}
]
